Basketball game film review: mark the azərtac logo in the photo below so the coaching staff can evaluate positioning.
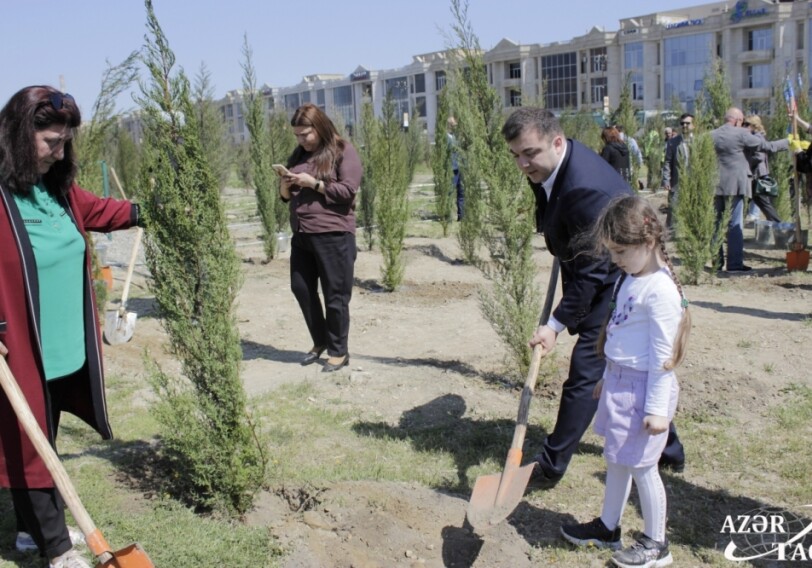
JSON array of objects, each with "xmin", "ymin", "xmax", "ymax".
[{"xmin": 722, "ymin": 506, "xmax": 812, "ymax": 562}]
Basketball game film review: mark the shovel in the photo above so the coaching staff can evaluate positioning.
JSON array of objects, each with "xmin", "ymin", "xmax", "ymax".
[
  {"xmin": 104, "ymin": 227, "xmax": 142, "ymax": 345},
  {"xmin": 0, "ymin": 357, "xmax": 155, "ymax": 567},
  {"xmin": 466, "ymin": 258, "xmax": 560, "ymax": 532}
]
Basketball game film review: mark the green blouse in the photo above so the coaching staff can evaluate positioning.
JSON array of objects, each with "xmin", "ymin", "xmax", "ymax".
[{"xmin": 13, "ymin": 184, "xmax": 86, "ymax": 380}]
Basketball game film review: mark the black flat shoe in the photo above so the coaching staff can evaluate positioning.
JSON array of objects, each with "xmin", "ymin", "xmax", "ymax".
[
  {"xmin": 301, "ymin": 346, "xmax": 326, "ymax": 366},
  {"xmin": 322, "ymin": 354, "xmax": 349, "ymax": 373}
]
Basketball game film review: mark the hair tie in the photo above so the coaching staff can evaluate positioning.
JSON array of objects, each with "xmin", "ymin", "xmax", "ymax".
[{"xmin": 681, "ymin": 298, "xmax": 689, "ymax": 308}]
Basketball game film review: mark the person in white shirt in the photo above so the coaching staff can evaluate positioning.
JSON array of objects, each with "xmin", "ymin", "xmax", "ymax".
[{"xmin": 560, "ymin": 195, "xmax": 691, "ymax": 568}]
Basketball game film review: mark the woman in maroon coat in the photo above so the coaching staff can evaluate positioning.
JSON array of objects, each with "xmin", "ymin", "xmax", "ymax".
[{"xmin": 0, "ymin": 86, "xmax": 140, "ymax": 568}]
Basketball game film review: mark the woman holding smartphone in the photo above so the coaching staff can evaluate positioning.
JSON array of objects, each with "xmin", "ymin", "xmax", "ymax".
[{"xmin": 279, "ymin": 103, "xmax": 363, "ymax": 372}]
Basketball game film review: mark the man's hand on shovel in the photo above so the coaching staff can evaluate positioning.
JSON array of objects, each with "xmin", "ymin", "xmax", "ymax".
[{"xmin": 529, "ymin": 324, "xmax": 558, "ymax": 357}]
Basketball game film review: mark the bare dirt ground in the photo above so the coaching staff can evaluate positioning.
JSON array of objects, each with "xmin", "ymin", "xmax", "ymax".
[{"xmin": 98, "ymin": 184, "xmax": 812, "ymax": 568}]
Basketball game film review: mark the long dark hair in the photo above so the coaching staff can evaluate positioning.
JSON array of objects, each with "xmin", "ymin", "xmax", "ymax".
[
  {"xmin": 0, "ymin": 85, "xmax": 81, "ymax": 195},
  {"xmin": 287, "ymin": 103, "xmax": 345, "ymax": 181}
]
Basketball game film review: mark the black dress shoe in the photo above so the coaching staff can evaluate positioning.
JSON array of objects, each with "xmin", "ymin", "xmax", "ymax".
[
  {"xmin": 659, "ymin": 456, "xmax": 685, "ymax": 473},
  {"xmin": 525, "ymin": 462, "xmax": 562, "ymax": 492},
  {"xmin": 301, "ymin": 346, "xmax": 326, "ymax": 366},
  {"xmin": 322, "ymin": 354, "xmax": 349, "ymax": 373},
  {"xmin": 726, "ymin": 265, "xmax": 752, "ymax": 273}
]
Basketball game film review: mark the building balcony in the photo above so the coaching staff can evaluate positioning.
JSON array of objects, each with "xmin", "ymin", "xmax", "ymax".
[
  {"xmin": 738, "ymin": 87, "xmax": 771, "ymax": 99},
  {"xmin": 736, "ymin": 49, "xmax": 773, "ymax": 63}
]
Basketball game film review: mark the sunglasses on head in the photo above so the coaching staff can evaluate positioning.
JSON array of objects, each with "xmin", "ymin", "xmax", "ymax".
[
  {"xmin": 742, "ymin": 122, "xmax": 751, "ymax": 127},
  {"xmin": 48, "ymin": 92, "xmax": 74, "ymax": 110}
]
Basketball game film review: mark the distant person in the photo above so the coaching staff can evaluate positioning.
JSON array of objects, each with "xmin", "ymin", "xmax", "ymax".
[
  {"xmin": 711, "ymin": 107, "xmax": 788, "ymax": 272},
  {"xmin": 0, "ymin": 85, "xmax": 142, "ymax": 568},
  {"xmin": 447, "ymin": 116, "xmax": 464, "ymax": 221},
  {"xmin": 561, "ymin": 196, "xmax": 690, "ymax": 568},
  {"xmin": 743, "ymin": 115, "xmax": 785, "ymax": 224},
  {"xmin": 662, "ymin": 113, "xmax": 694, "ymax": 231},
  {"xmin": 501, "ymin": 107, "xmax": 685, "ymax": 489},
  {"xmin": 663, "ymin": 126, "xmax": 674, "ymax": 141},
  {"xmin": 617, "ymin": 125, "xmax": 642, "ymax": 168},
  {"xmin": 600, "ymin": 126, "xmax": 631, "ymax": 184},
  {"xmin": 279, "ymin": 103, "xmax": 362, "ymax": 372}
]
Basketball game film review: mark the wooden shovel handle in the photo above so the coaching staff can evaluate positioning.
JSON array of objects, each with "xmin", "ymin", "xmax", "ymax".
[
  {"xmin": 0, "ymin": 358, "xmax": 114, "ymax": 562},
  {"xmin": 509, "ymin": 258, "xmax": 560, "ymax": 452},
  {"xmin": 119, "ymin": 227, "xmax": 143, "ymax": 309}
]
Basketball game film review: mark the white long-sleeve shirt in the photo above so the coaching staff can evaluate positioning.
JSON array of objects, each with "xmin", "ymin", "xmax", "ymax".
[{"xmin": 604, "ymin": 267, "xmax": 683, "ymax": 417}]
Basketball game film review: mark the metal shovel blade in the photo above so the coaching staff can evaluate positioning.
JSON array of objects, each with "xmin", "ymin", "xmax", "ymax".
[
  {"xmin": 103, "ymin": 309, "xmax": 137, "ymax": 345},
  {"xmin": 95, "ymin": 542, "xmax": 155, "ymax": 568},
  {"xmin": 466, "ymin": 452, "xmax": 535, "ymax": 532}
]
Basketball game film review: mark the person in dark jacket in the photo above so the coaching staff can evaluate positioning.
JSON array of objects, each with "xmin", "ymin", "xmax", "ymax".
[
  {"xmin": 279, "ymin": 103, "xmax": 363, "ymax": 373},
  {"xmin": 502, "ymin": 107, "xmax": 686, "ymax": 489},
  {"xmin": 0, "ymin": 86, "xmax": 140, "ymax": 568},
  {"xmin": 600, "ymin": 126, "xmax": 631, "ymax": 184}
]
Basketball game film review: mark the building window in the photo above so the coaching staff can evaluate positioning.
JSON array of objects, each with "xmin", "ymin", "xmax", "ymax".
[
  {"xmin": 743, "ymin": 99, "xmax": 771, "ymax": 116},
  {"xmin": 624, "ymin": 42, "xmax": 643, "ymax": 70},
  {"xmin": 508, "ymin": 62, "xmax": 521, "ymax": 79},
  {"xmin": 435, "ymin": 70, "xmax": 447, "ymax": 91},
  {"xmin": 590, "ymin": 47, "xmax": 607, "ymax": 73},
  {"xmin": 414, "ymin": 73, "xmax": 425, "ymax": 93},
  {"xmin": 747, "ymin": 64, "xmax": 771, "ymax": 89},
  {"xmin": 630, "ymin": 72, "xmax": 644, "ymax": 101},
  {"xmin": 508, "ymin": 89, "xmax": 522, "ymax": 107},
  {"xmin": 332, "ymin": 85, "xmax": 354, "ymax": 128},
  {"xmin": 591, "ymin": 77, "xmax": 607, "ymax": 104},
  {"xmin": 414, "ymin": 96, "xmax": 427, "ymax": 117},
  {"xmin": 284, "ymin": 93, "xmax": 300, "ymax": 111},
  {"xmin": 798, "ymin": 21, "xmax": 805, "ymax": 50},
  {"xmin": 385, "ymin": 76, "xmax": 410, "ymax": 118},
  {"xmin": 747, "ymin": 27, "xmax": 773, "ymax": 51},
  {"xmin": 664, "ymin": 32, "xmax": 713, "ymax": 108},
  {"xmin": 541, "ymin": 52, "xmax": 578, "ymax": 109},
  {"xmin": 225, "ymin": 104, "xmax": 234, "ymax": 118},
  {"xmin": 301, "ymin": 92, "xmax": 311, "ymax": 104},
  {"xmin": 316, "ymin": 89, "xmax": 325, "ymax": 107}
]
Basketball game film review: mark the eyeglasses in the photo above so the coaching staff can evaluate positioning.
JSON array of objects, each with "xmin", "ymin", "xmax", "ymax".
[
  {"xmin": 48, "ymin": 92, "xmax": 74, "ymax": 110},
  {"xmin": 680, "ymin": 121, "xmax": 692, "ymax": 126}
]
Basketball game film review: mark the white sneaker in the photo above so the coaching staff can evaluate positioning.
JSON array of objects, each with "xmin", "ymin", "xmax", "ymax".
[
  {"xmin": 16, "ymin": 527, "xmax": 85, "ymax": 552},
  {"xmin": 49, "ymin": 548, "xmax": 91, "ymax": 568}
]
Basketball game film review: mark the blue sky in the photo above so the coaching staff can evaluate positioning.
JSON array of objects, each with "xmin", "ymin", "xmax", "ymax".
[{"xmin": 1, "ymin": 0, "xmax": 701, "ymax": 116}]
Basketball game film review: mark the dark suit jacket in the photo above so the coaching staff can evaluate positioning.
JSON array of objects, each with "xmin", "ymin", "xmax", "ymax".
[{"xmin": 530, "ymin": 139, "xmax": 633, "ymax": 334}]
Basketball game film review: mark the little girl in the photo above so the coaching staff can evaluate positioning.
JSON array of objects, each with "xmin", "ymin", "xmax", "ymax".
[{"xmin": 560, "ymin": 196, "xmax": 691, "ymax": 568}]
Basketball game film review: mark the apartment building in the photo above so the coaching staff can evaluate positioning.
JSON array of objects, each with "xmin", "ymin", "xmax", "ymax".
[{"xmin": 124, "ymin": 0, "xmax": 808, "ymax": 143}]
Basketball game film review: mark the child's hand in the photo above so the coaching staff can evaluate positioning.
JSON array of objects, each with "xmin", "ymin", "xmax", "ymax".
[
  {"xmin": 643, "ymin": 415, "xmax": 668, "ymax": 435},
  {"xmin": 592, "ymin": 378, "xmax": 604, "ymax": 399}
]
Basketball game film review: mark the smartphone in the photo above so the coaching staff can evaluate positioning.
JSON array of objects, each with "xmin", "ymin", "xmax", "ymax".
[{"xmin": 272, "ymin": 164, "xmax": 290, "ymax": 177}]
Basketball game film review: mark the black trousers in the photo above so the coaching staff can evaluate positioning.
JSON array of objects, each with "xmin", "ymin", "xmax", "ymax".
[
  {"xmin": 290, "ymin": 232, "xmax": 356, "ymax": 357},
  {"xmin": 535, "ymin": 320, "xmax": 684, "ymax": 478},
  {"xmin": 750, "ymin": 193, "xmax": 782, "ymax": 223},
  {"xmin": 11, "ymin": 373, "xmax": 80, "ymax": 559}
]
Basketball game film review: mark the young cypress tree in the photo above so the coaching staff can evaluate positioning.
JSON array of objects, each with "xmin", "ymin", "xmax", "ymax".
[
  {"xmin": 74, "ymin": 52, "xmax": 139, "ymax": 194},
  {"xmin": 267, "ymin": 109, "xmax": 295, "ymax": 232},
  {"xmin": 192, "ymin": 63, "xmax": 232, "ymax": 192},
  {"xmin": 372, "ymin": 95, "xmax": 410, "ymax": 290},
  {"xmin": 446, "ymin": 0, "xmax": 541, "ymax": 377},
  {"xmin": 431, "ymin": 88, "xmax": 455, "ymax": 236},
  {"xmin": 357, "ymin": 101, "xmax": 379, "ymax": 250},
  {"xmin": 137, "ymin": 0, "xmax": 265, "ymax": 515},
  {"xmin": 674, "ymin": 131, "xmax": 719, "ymax": 284},
  {"xmin": 559, "ymin": 108, "xmax": 602, "ymax": 152},
  {"xmin": 241, "ymin": 35, "xmax": 278, "ymax": 261}
]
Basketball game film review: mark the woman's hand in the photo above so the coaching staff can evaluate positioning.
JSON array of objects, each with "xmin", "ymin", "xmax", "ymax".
[
  {"xmin": 0, "ymin": 341, "xmax": 7, "ymax": 356},
  {"xmin": 592, "ymin": 378, "xmax": 604, "ymax": 399},
  {"xmin": 287, "ymin": 172, "xmax": 319, "ymax": 192},
  {"xmin": 643, "ymin": 415, "xmax": 668, "ymax": 435}
]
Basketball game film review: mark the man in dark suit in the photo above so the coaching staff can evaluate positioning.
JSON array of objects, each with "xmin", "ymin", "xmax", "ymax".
[
  {"xmin": 662, "ymin": 113, "xmax": 694, "ymax": 230},
  {"xmin": 501, "ymin": 108, "xmax": 685, "ymax": 487}
]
